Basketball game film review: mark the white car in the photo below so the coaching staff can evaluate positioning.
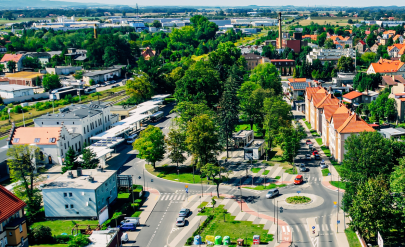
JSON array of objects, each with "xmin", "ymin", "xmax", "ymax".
[
  {"xmin": 121, "ymin": 233, "xmax": 128, "ymax": 242},
  {"xmin": 176, "ymin": 217, "xmax": 186, "ymax": 227},
  {"xmin": 320, "ymin": 160, "xmax": 328, "ymax": 169},
  {"xmin": 305, "ymin": 154, "xmax": 311, "ymax": 160}
]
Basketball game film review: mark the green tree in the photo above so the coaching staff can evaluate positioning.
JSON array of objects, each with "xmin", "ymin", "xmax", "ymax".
[
  {"xmin": 218, "ymin": 70, "xmax": 240, "ymax": 158},
  {"xmin": 361, "ymin": 52, "xmax": 377, "ymax": 65},
  {"xmin": 30, "ymin": 225, "xmax": 53, "ymax": 245},
  {"xmin": 369, "ymin": 91, "xmax": 397, "ymax": 122},
  {"xmin": 366, "ymin": 33, "xmax": 376, "ymax": 47},
  {"xmin": 68, "ymin": 234, "xmax": 90, "ymax": 247},
  {"xmin": 103, "ymin": 46, "xmax": 119, "ymax": 67},
  {"xmin": 263, "ymin": 97, "xmax": 292, "ymax": 158},
  {"xmin": 201, "ymin": 163, "xmax": 228, "ymax": 198},
  {"xmin": 81, "ymin": 143, "xmax": 98, "ymax": 169},
  {"xmin": 171, "ymin": 101, "xmax": 214, "ymax": 131},
  {"xmin": 133, "ymin": 125, "xmax": 166, "ymax": 169},
  {"xmin": 22, "ymin": 57, "xmax": 41, "ymax": 70},
  {"xmin": 126, "ymin": 73, "xmax": 153, "ymax": 103},
  {"xmin": 238, "ymin": 82, "xmax": 262, "ymax": 130},
  {"xmin": 186, "ymin": 114, "xmax": 221, "ymax": 168},
  {"xmin": 278, "ymin": 126, "xmax": 302, "ymax": 168},
  {"xmin": 337, "ymin": 56, "xmax": 354, "ymax": 72},
  {"xmin": 61, "ymin": 147, "xmax": 79, "ymax": 173},
  {"xmin": 73, "ymin": 70, "xmax": 84, "ymax": 80},
  {"xmin": 42, "ymin": 73, "xmax": 61, "ymax": 91},
  {"xmin": 7, "ymin": 60, "xmax": 16, "ymax": 72},
  {"xmin": 390, "ymin": 158, "xmax": 405, "ymax": 216},
  {"xmin": 249, "ymin": 63, "xmax": 282, "ymax": 95},
  {"xmin": 324, "ymin": 38, "xmax": 335, "ymax": 49},
  {"xmin": 401, "ymin": 54, "xmax": 405, "ymax": 63},
  {"xmin": 7, "ymin": 145, "xmax": 42, "ymax": 223},
  {"xmin": 350, "ymin": 177, "xmax": 397, "ymax": 242},
  {"xmin": 152, "ymin": 20, "xmax": 162, "ymax": 28},
  {"xmin": 165, "ymin": 128, "xmax": 187, "ymax": 167}
]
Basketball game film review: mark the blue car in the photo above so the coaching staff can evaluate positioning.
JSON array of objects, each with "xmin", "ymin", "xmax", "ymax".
[{"xmin": 120, "ymin": 223, "xmax": 136, "ymax": 231}]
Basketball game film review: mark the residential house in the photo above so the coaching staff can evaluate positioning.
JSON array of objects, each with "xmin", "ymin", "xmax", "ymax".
[
  {"xmin": 314, "ymin": 93, "xmax": 340, "ymax": 134},
  {"xmin": 302, "ymin": 35, "xmax": 318, "ymax": 41},
  {"xmin": 306, "ymin": 48, "xmax": 356, "ymax": 65},
  {"xmin": 328, "ymin": 105, "xmax": 351, "ymax": 158},
  {"xmin": 389, "ymin": 82, "xmax": 405, "ymax": 121},
  {"xmin": 270, "ymin": 59, "xmax": 295, "ymax": 76},
  {"xmin": 242, "ymin": 53, "xmax": 270, "ymax": 70},
  {"xmin": 42, "ymin": 168, "xmax": 118, "ymax": 219},
  {"xmin": 329, "ymin": 35, "xmax": 353, "ymax": 48},
  {"xmin": 342, "ymin": 90, "xmax": 378, "ymax": 106},
  {"xmin": 141, "ymin": 47, "xmax": 156, "ymax": 60},
  {"xmin": 24, "ymin": 51, "xmax": 62, "ymax": 65},
  {"xmin": 355, "ymin": 40, "xmax": 366, "ymax": 53},
  {"xmin": 0, "ymin": 46, "xmax": 6, "ymax": 52},
  {"xmin": 0, "ymin": 54, "xmax": 24, "ymax": 72},
  {"xmin": 370, "ymin": 44, "xmax": 379, "ymax": 53},
  {"xmin": 305, "ymin": 86, "xmax": 323, "ymax": 126},
  {"xmin": 381, "ymin": 75, "xmax": 405, "ymax": 87},
  {"xmin": 383, "ymin": 30, "xmax": 396, "ymax": 38},
  {"xmin": 379, "ymin": 127, "xmax": 405, "ymax": 140},
  {"xmin": 0, "ymin": 185, "xmax": 28, "ymax": 247},
  {"xmin": 322, "ymin": 104, "xmax": 340, "ymax": 146},
  {"xmin": 8, "ymin": 125, "xmax": 82, "ymax": 165},
  {"xmin": 367, "ymin": 59, "xmax": 405, "ymax": 77},
  {"xmin": 331, "ymin": 72, "xmax": 356, "ymax": 86},
  {"xmin": 393, "ymin": 34, "xmax": 404, "ymax": 44},
  {"xmin": 387, "ymin": 44, "xmax": 405, "ymax": 58},
  {"xmin": 88, "ymin": 229, "xmax": 122, "ymax": 247},
  {"xmin": 309, "ymin": 88, "xmax": 328, "ymax": 132},
  {"xmin": 288, "ymin": 81, "xmax": 310, "ymax": 100}
]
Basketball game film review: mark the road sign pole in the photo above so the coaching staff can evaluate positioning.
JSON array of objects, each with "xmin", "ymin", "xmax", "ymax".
[
  {"xmin": 277, "ymin": 201, "xmax": 279, "ymax": 243},
  {"xmin": 337, "ymin": 175, "xmax": 340, "ymax": 233}
]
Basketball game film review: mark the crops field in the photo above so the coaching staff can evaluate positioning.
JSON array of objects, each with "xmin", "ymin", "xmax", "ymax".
[{"xmin": 297, "ymin": 17, "xmax": 364, "ymax": 26}]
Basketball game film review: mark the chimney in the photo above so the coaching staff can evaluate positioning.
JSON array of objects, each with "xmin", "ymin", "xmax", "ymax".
[
  {"xmin": 77, "ymin": 167, "xmax": 82, "ymax": 176},
  {"xmin": 96, "ymin": 165, "xmax": 103, "ymax": 172},
  {"xmin": 67, "ymin": 171, "xmax": 74, "ymax": 179},
  {"xmin": 278, "ymin": 12, "xmax": 282, "ymax": 49},
  {"xmin": 88, "ymin": 176, "xmax": 94, "ymax": 183}
]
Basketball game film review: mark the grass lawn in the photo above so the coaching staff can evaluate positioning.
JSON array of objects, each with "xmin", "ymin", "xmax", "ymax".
[
  {"xmin": 234, "ymin": 124, "xmax": 263, "ymax": 137},
  {"xmin": 322, "ymin": 168, "xmax": 331, "ymax": 176},
  {"xmin": 286, "ymin": 196, "xmax": 311, "ymax": 204},
  {"xmin": 275, "ymin": 176, "xmax": 281, "ymax": 180},
  {"xmin": 197, "ymin": 205, "xmax": 274, "ymax": 245},
  {"xmin": 262, "ymin": 170, "xmax": 270, "ymax": 175},
  {"xmin": 321, "ymin": 146, "xmax": 331, "ymax": 157},
  {"xmin": 330, "ymin": 181, "xmax": 347, "ymax": 190},
  {"xmin": 117, "ymin": 193, "xmax": 131, "ymax": 199},
  {"xmin": 345, "ymin": 227, "xmax": 362, "ymax": 247},
  {"xmin": 131, "ymin": 211, "xmax": 142, "ymax": 217},
  {"xmin": 245, "ymin": 184, "xmax": 286, "ymax": 190},
  {"xmin": 298, "ymin": 17, "xmax": 364, "ymax": 26},
  {"xmin": 251, "ymin": 168, "xmax": 261, "ymax": 173},
  {"xmin": 31, "ymin": 245, "xmax": 68, "ymax": 247},
  {"xmin": 315, "ymin": 138, "xmax": 323, "ymax": 146},
  {"xmin": 31, "ymin": 220, "xmax": 98, "ymax": 235},
  {"xmin": 146, "ymin": 164, "xmax": 211, "ymax": 184},
  {"xmin": 332, "ymin": 161, "xmax": 344, "ymax": 176},
  {"xmin": 310, "ymin": 130, "xmax": 320, "ymax": 137},
  {"xmin": 304, "ymin": 121, "xmax": 312, "ymax": 130}
]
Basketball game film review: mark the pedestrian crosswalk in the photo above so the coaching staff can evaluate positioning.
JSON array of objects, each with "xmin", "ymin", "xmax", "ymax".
[
  {"xmin": 160, "ymin": 193, "xmax": 188, "ymax": 201},
  {"xmin": 277, "ymin": 223, "xmax": 335, "ymax": 235}
]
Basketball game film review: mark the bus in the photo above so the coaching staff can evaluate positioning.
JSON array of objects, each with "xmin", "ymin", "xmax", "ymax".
[
  {"xmin": 84, "ymin": 87, "xmax": 97, "ymax": 94},
  {"xmin": 149, "ymin": 111, "xmax": 164, "ymax": 122}
]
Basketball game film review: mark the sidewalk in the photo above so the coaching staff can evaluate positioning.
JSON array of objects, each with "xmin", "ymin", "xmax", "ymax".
[{"xmin": 299, "ymin": 119, "xmax": 344, "ymax": 192}]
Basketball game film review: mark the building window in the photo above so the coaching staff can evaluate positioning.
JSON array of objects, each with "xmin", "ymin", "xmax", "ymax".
[
  {"xmin": 69, "ymin": 192, "xmax": 73, "ymax": 197},
  {"xmin": 21, "ymin": 237, "xmax": 24, "ymax": 244},
  {"xmin": 64, "ymin": 192, "xmax": 67, "ymax": 197},
  {"xmin": 75, "ymin": 143, "xmax": 77, "ymax": 151},
  {"xmin": 84, "ymin": 127, "xmax": 86, "ymax": 134},
  {"xmin": 57, "ymin": 122, "xmax": 59, "ymax": 124},
  {"xmin": 87, "ymin": 126, "xmax": 89, "ymax": 132},
  {"xmin": 70, "ymin": 204, "xmax": 74, "ymax": 209},
  {"xmin": 61, "ymin": 149, "xmax": 63, "ymax": 156},
  {"xmin": 9, "ymin": 232, "xmax": 12, "ymax": 236},
  {"xmin": 65, "ymin": 204, "xmax": 68, "ymax": 209},
  {"xmin": 64, "ymin": 143, "xmax": 66, "ymax": 149},
  {"xmin": 68, "ymin": 141, "xmax": 70, "ymax": 147},
  {"xmin": 19, "ymin": 224, "xmax": 23, "ymax": 233}
]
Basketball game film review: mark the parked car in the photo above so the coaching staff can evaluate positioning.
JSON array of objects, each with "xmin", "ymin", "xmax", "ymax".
[
  {"xmin": 312, "ymin": 151, "xmax": 318, "ymax": 156},
  {"xmin": 314, "ymin": 154, "xmax": 321, "ymax": 160},
  {"xmin": 312, "ymin": 147, "xmax": 317, "ymax": 151},
  {"xmin": 121, "ymin": 233, "xmax": 129, "ymax": 242},
  {"xmin": 120, "ymin": 218, "xmax": 140, "ymax": 226},
  {"xmin": 176, "ymin": 217, "xmax": 186, "ymax": 227},
  {"xmin": 111, "ymin": 84, "xmax": 119, "ymax": 88},
  {"xmin": 120, "ymin": 223, "xmax": 136, "ymax": 231},
  {"xmin": 294, "ymin": 175, "xmax": 303, "ymax": 185},
  {"xmin": 179, "ymin": 208, "xmax": 190, "ymax": 217},
  {"xmin": 306, "ymin": 140, "xmax": 312, "ymax": 145},
  {"xmin": 305, "ymin": 154, "xmax": 311, "ymax": 160},
  {"xmin": 309, "ymin": 144, "xmax": 313, "ymax": 149},
  {"xmin": 100, "ymin": 83, "xmax": 107, "ymax": 87},
  {"xmin": 266, "ymin": 189, "xmax": 279, "ymax": 199},
  {"xmin": 299, "ymin": 164, "xmax": 307, "ymax": 172},
  {"xmin": 111, "ymin": 80, "xmax": 117, "ymax": 84},
  {"xmin": 126, "ymin": 134, "xmax": 138, "ymax": 145},
  {"xmin": 320, "ymin": 160, "xmax": 328, "ymax": 169}
]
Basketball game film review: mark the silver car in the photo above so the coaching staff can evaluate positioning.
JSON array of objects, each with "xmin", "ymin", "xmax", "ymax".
[
  {"xmin": 305, "ymin": 154, "xmax": 311, "ymax": 160},
  {"xmin": 266, "ymin": 189, "xmax": 279, "ymax": 199},
  {"xmin": 320, "ymin": 160, "xmax": 328, "ymax": 169},
  {"xmin": 179, "ymin": 208, "xmax": 190, "ymax": 217},
  {"xmin": 300, "ymin": 164, "xmax": 307, "ymax": 172},
  {"xmin": 176, "ymin": 217, "xmax": 185, "ymax": 227}
]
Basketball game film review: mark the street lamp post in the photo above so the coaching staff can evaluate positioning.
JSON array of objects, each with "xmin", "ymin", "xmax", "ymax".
[
  {"xmin": 337, "ymin": 174, "xmax": 340, "ymax": 233},
  {"xmin": 177, "ymin": 169, "xmax": 180, "ymax": 182},
  {"xmin": 277, "ymin": 201, "xmax": 279, "ymax": 243},
  {"xmin": 143, "ymin": 169, "xmax": 145, "ymax": 191},
  {"xmin": 239, "ymin": 178, "xmax": 242, "ymax": 211}
]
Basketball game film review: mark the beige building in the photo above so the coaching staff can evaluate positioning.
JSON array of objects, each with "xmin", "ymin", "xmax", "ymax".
[{"xmin": 389, "ymin": 83, "xmax": 405, "ymax": 121}]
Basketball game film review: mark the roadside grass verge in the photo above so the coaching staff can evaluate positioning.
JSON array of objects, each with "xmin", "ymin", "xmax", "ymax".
[
  {"xmin": 322, "ymin": 168, "xmax": 330, "ymax": 176},
  {"xmin": 244, "ymin": 184, "xmax": 286, "ymax": 190},
  {"xmin": 315, "ymin": 138, "xmax": 323, "ymax": 146},
  {"xmin": 321, "ymin": 146, "xmax": 331, "ymax": 157},
  {"xmin": 345, "ymin": 227, "xmax": 362, "ymax": 247},
  {"xmin": 310, "ymin": 130, "xmax": 320, "ymax": 137},
  {"xmin": 304, "ymin": 121, "xmax": 311, "ymax": 130},
  {"xmin": 330, "ymin": 181, "xmax": 347, "ymax": 190},
  {"xmin": 251, "ymin": 168, "xmax": 261, "ymax": 173},
  {"xmin": 262, "ymin": 170, "xmax": 270, "ymax": 175},
  {"xmin": 31, "ymin": 220, "xmax": 98, "ymax": 236},
  {"xmin": 146, "ymin": 164, "xmax": 210, "ymax": 184}
]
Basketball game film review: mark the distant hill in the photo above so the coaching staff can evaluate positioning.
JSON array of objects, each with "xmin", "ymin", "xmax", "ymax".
[{"xmin": 0, "ymin": 0, "xmax": 111, "ymax": 9}]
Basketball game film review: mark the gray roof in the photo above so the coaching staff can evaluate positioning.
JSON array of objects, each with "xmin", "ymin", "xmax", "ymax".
[
  {"xmin": 380, "ymin": 127, "xmax": 405, "ymax": 136},
  {"xmin": 83, "ymin": 68, "xmax": 121, "ymax": 77},
  {"xmin": 0, "ymin": 85, "xmax": 35, "ymax": 92},
  {"xmin": 36, "ymin": 103, "xmax": 106, "ymax": 120},
  {"xmin": 290, "ymin": 82, "xmax": 309, "ymax": 90}
]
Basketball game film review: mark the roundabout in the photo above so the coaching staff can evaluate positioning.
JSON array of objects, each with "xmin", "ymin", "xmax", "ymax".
[{"xmin": 274, "ymin": 193, "xmax": 324, "ymax": 209}]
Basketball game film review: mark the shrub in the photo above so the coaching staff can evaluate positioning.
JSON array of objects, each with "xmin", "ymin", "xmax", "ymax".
[
  {"xmin": 186, "ymin": 237, "xmax": 194, "ymax": 245},
  {"xmin": 54, "ymin": 235, "xmax": 73, "ymax": 244},
  {"xmin": 67, "ymin": 234, "xmax": 90, "ymax": 247},
  {"xmin": 131, "ymin": 203, "xmax": 140, "ymax": 209},
  {"xmin": 30, "ymin": 225, "xmax": 53, "ymax": 244}
]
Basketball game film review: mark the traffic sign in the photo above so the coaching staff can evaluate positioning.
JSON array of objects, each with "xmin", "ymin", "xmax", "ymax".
[
  {"xmin": 337, "ymin": 220, "xmax": 340, "ymax": 224},
  {"xmin": 238, "ymin": 186, "xmax": 241, "ymax": 189},
  {"xmin": 328, "ymin": 173, "xmax": 331, "ymax": 176},
  {"xmin": 297, "ymin": 191, "xmax": 301, "ymax": 194},
  {"xmin": 138, "ymin": 176, "xmax": 141, "ymax": 179},
  {"xmin": 334, "ymin": 201, "xmax": 337, "ymax": 205},
  {"xmin": 280, "ymin": 206, "xmax": 284, "ymax": 213},
  {"xmin": 312, "ymin": 226, "xmax": 315, "ymax": 229},
  {"xmin": 185, "ymin": 185, "xmax": 188, "ymax": 188},
  {"xmin": 185, "ymin": 188, "xmax": 188, "ymax": 193}
]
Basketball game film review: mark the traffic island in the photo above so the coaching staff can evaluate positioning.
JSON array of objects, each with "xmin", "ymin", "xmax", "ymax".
[{"xmin": 285, "ymin": 196, "xmax": 311, "ymax": 204}]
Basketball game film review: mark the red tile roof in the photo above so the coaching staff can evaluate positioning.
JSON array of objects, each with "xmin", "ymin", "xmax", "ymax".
[
  {"xmin": 358, "ymin": 40, "xmax": 366, "ymax": 45},
  {"xmin": 288, "ymin": 78, "xmax": 307, "ymax": 82},
  {"xmin": 324, "ymin": 104, "xmax": 340, "ymax": 122},
  {"xmin": 370, "ymin": 59, "xmax": 405, "ymax": 73},
  {"xmin": 0, "ymin": 185, "xmax": 26, "ymax": 223},
  {"xmin": 312, "ymin": 91, "xmax": 328, "ymax": 106},
  {"xmin": 337, "ymin": 114, "xmax": 376, "ymax": 133},
  {"xmin": 332, "ymin": 113, "xmax": 351, "ymax": 130},
  {"xmin": 328, "ymin": 104, "xmax": 350, "ymax": 122},
  {"xmin": 11, "ymin": 127, "xmax": 62, "ymax": 145},
  {"xmin": 316, "ymin": 94, "xmax": 340, "ymax": 108},
  {"xmin": 0, "ymin": 54, "xmax": 23, "ymax": 63},
  {"xmin": 343, "ymin": 91, "xmax": 363, "ymax": 100},
  {"xmin": 305, "ymin": 86, "xmax": 323, "ymax": 100}
]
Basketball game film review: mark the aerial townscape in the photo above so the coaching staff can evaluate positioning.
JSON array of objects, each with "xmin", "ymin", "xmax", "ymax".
[{"xmin": 1, "ymin": 1, "xmax": 405, "ymax": 247}]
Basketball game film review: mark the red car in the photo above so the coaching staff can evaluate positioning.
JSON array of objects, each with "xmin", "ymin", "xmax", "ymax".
[
  {"xmin": 306, "ymin": 140, "xmax": 312, "ymax": 145},
  {"xmin": 294, "ymin": 175, "xmax": 303, "ymax": 185},
  {"xmin": 312, "ymin": 151, "xmax": 318, "ymax": 156}
]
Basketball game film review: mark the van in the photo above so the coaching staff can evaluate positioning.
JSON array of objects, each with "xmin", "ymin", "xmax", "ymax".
[
  {"xmin": 294, "ymin": 175, "xmax": 303, "ymax": 185},
  {"xmin": 126, "ymin": 134, "xmax": 138, "ymax": 145}
]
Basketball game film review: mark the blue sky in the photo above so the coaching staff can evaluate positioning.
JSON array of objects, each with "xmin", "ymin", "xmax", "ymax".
[{"xmin": 59, "ymin": 0, "xmax": 403, "ymax": 7}]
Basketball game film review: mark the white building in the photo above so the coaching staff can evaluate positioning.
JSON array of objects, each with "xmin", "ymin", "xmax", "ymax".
[
  {"xmin": 376, "ymin": 21, "xmax": 405, "ymax": 27},
  {"xmin": 306, "ymin": 48, "xmax": 356, "ymax": 65},
  {"xmin": 0, "ymin": 85, "xmax": 34, "ymax": 99}
]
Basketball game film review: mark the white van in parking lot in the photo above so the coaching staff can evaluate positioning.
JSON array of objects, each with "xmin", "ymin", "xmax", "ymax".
[{"xmin": 126, "ymin": 134, "xmax": 138, "ymax": 145}]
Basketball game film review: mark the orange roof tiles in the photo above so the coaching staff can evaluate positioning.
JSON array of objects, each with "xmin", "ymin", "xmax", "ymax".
[
  {"xmin": 0, "ymin": 185, "xmax": 26, "ymax": 223},
  {"xmin": 393, "ymin": 34, "xmax": 403, "ymax": 41},
  {"xmin": 399, "ymin": 46, "xmax": 405, "ymax": 55},
  {"xmin": 0, "ymin": 54, "xmax": 23, "ymax": 63},
  {"xmin": 324, "ymin": 104, "xmax": 340, "ymax": 121},
  {"xmin": 337, "ymin": 114, "xmax": 375, "ymax": 133},
  {"xmin": 11, "ymin": 127, "xmax": 62, "ymax": 145},
  {"xmin": 332, "ymin": 112, "xmax": 351, "ymax": 130},
  {"xmin": 383, "ymin": 30, "xmax": 396, "ymax": 35},
  {"xmin": 343, "ymin": 91, "xmax": 363, "ymax": 100},
  {"xmin": 288, "ymin": 78, "xmax": 307, "ymax": 82},
  {"xmin": 316, "ymin": 94, "xmax": 339, "ymax": 108},
  {"xmin": 370, "ymin": 59, "xmax": 405, "ymax": 73},
  {"xmin": 306, "ymin": 86, "xmax": 323, "ymax": 100},
  {"xmin": 328, "ymin": 104, "xmax": 349, "ymax": 122},
  {"xmin": 312, "ymin": 91, "xmax": 328, "ymax": 106}
]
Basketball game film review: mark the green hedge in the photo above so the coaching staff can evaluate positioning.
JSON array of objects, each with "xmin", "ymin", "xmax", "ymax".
[{"xmin": 54, "ymin": 235, "xmax": 73, "ymax": 244}]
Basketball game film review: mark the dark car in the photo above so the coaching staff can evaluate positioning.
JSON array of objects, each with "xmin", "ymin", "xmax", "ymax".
[
  {"xmin": 120, "ymin": 223, "xmax": 136, "ymax": 231},
  {"xmin": 111, "ymin": 84, "xmax": 119, "ymax": 88},
  {"xmin": 312, "ymin": 151, "xmax": 318, "ymax": 156},
  {"xmin": 314, "ymin": 154, "xmax": 321, "ymax": 160},
  {"xmin": 299, "ymin": 164, "xmax": 307, "ymax": 172}
]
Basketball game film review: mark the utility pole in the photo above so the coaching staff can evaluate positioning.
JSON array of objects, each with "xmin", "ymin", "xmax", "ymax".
[
  {"xmin": 22, "ymin": 109, "xmax": 25, "ymax": 127},
  {"xmin": 337, "ymin": 174, "xmax": 340, "ymax": 233},
  {"xmin": 239, "ymin": 177, "xmax": 242, "ymax": 211},
  {"xmin": 143, "ymin": 169, "xmax": 145, "ymax": 191},
  {"xmin": 277, "ymin": 201, "xmax": 279, "ymax": 243}
]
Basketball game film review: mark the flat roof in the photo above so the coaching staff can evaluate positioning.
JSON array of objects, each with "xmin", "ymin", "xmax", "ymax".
[
  {"xmin": 92, "ymin": 115, "xmax": 149, "ymax": 140},
  {"xmin": 83, "ymin": 68, "xmax": 121, "ymax": 77},
  {"xmin": 0, "ymin": 85, "xmax": 35, "ymax": 91},
  {"xmin": 5, "ymin": 72, "xmax": 43, "ymax": 79},
  {"xmin": 380, "ymin": 127, "xmax": 405, "ymax": 136},
  {"xmin": 43, "ymin": 169, "xmax": 116, "ymax": 190},
  {"xmin": 88, "ymin": 229, "xmax": 118, "ymax": 247},
  {"xmin": 245, "ymin": 140, "xmax": 265, "ymax": 149},
  {"xmin": 233, "ymin": 130, "xmax": 253, "ymax": 139}
]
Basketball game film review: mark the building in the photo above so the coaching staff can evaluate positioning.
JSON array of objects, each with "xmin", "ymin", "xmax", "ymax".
[
  {"xmin": 393, "ymin": 34, "xmax": 404, "ymax": 44},
  {"xmin": 45, "ymin": 66, "xmax": 82, "ymax": 75},
  {"xmin": 355, "ymin": 40, "xmax": 366, "ymax": 53},
  {"xmin": 242, "ymin": 53, "xmax": 268, "ymax": 70},
  {"xmin": 0, "ymin": 46, "xmax": 7, "ymax": 52},
  {"xmin": 306, "ymin": 48, "xmax": 356, "ymax": 65},
  {"xmin": 42, "ymin": 168, "xmax": 118, "ymax": 219},
  {"xmin": 141, "ymin": 47, "xmax": 156, "ymax": 61},
  {"xmin": 8, "ymin": 125, "xmax": 82, "ymax": 165},
  {"xmin": 332, "ymin": 72, "xmax": 356, "ymax": 86},
  {"xmin": 329, "ymin": 35, "xmax": 353, "ymax": 48},
  {"xmin": 370, "ymin": 44, "xmax": 379, "ymax": 53},
  {"xmin": 271, "ymin": 59, "xmax": 295, "ymax": 76},
  {"xmin": 389, "ymin": 82, "xmax": 405, "ymax": 121},
  {"xmin": 342, "ymin": 91, "xmax": 363, "ymax": 105},
  {"xmin": 243, "ymin": 140, "xmax": 265, "ymax": 160},
  {"xmin": 288, "ymin": 81, "xmax": 310, "ymax": 100},
  {"xmin": 0, "ymin": 85, "xmax": 34, "ymax": 99},
  {"xmin": 381, "ymin": 75, "xmax": 405, "ymax": 87},
  {"xmin": 376, "ymin": 21, "xmax": 405, "ymax": 27},
  {"xmin": 239, "ymin": 45, "xmax": 263, "ymax": 55},
  {"xmin": 387, "ymin": 44, "xmax": 405, "ymax": 58},
  {"xmin": 232, "ymin": 130, "xmax": 254, "ymax": 148},
  {"xmin": 379, "ymin": 127, "xmax": 405, "ymax": 140},
  {"xmin": 34, "ymin": 103, "xmax": 119, "ymax": 145},
  {"xmin": 0, "ymin": 185, "xmax": 28, "ymax": 247},
  {"xmin": 4, "ymin": 72, "xmax": 43, "ymax": 87},
  {"xmin": 367, "ymin": 59, "xmax": 405, "ymax": 77},
  {"xmin": 82, "ymin": 66, "xmax": 123, "ymax": 85},
  {"xmin": 24, "ymin": 51, "xmax": 62, "ymax": 65},
  {"xmin": 87, "ymin": 229, "xmax": 122, "ymax": 247},
  {"xmin": 0, "ymin": 54, "xmax": 24, "ymax": 72}
]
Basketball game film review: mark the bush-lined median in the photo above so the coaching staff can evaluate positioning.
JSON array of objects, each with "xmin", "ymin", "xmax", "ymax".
[{"xmin": 286, "ymin": 196, "xmax": 311, "ymax": 204}]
